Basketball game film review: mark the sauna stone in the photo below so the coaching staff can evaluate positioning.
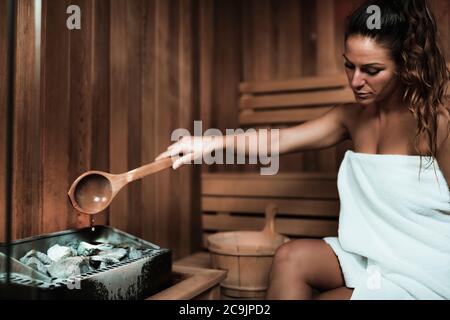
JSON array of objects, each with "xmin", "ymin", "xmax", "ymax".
[
  {"xmin": 20, "ymin": 249, "xmax": 52, "ymax": 266},
  {"xmin": 47, "ymin": 256, "xmax": 91, "ymax": 279},
  {"xmin": 96, "ymin": 248, "xmax": 127, "ymax": 261},
  {"xmin": 77, "ymin": 242, "xmax": 114, "ymax": 256},
  {"xmin": 47, "ymin": 244, "xmax": 75, "ymax": 262},
  {"xmin": 128, "ymin": 247, "xmax": 143, "ymax": 260},
  {"xmin": 23, "ymin": 257, "xmax": 49, "ymax": 275}
]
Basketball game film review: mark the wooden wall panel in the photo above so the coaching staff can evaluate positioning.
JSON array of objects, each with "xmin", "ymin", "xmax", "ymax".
[
  {"xmin": 246, "ymin": 0, "xmax": 274, "ymax": 81},
  {"xmin": 312, "ymin": 0, "xmax": 337, "ymax": 172},
  {"xmin": 199, "ymin": 0, "xmax": 214, "ymax": 134},
  {"xmin": 3, "ymin": 0, "xmax": 199, "ymax": 260},
  {"xmin": 200, "ymin": 0, "xmax": 386, "ymax": 174},
  {"xmin": 109, "ymin": 0, "xmax": 129, "ymax": 234},
  {"xmin": 41, "ymin": 0, "xmax": 110, "ymax": 235},
  {"xmin": 274, "ymin": 0, "xmax": 307, "ymax": 172},
  {"xmin": 110, "ymin": 0, "xmax": 200, "ymax": 259},
  {"xmin": 274, "ymin": 0, "xmax": 302, "ymax": 79},
  {"xmin": 300, "ymin": 0, "xmax": 317, "ymax": 77},
  {"xmin": 90, "ymin": 0, "xmax": 111, "ymax": 226},
  {"xmin": 40, "ymin": 0, "xmax": 70, "ymax": 235},
  {"xmin": 0, "ymin": 0, "xmax": 7, "ymax": 242},
  {"xmin": 13, "ymin": 0, "xmax": 41, "ymax": 239},
  {"xmin": 212, "ymin": 0, "xmax": 242, "ymax": 174},
  {"xmin": 0, "ymin": 0, "xmax": 111, "ymax": 240},
  {"xmin": 178, "ymin": 0, "xmax": 202, "ymax": 257},
  {"xmin": 140, "ymin": 0, "xmax": 158, "ymax": 248},
  {"xmin": 126, "ymin": 0, "xmax": 143, "ymax": 238},
  {"xmin": 198, "ymin": 0, "xmax": 242, "ymax": 173},
  {"xmin": 68, "ymin": 0, "xmax": 94, "ymax": 229},
  {"xmin": 153, "ymin": 0, "xmax": 177, "ymax": 251}
]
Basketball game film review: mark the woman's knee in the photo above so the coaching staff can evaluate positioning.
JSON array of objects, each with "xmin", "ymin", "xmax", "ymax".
[
  {"xmin": 270, "ymin": 239, "xmax": 339, "ymax": 287},
  {"xmin": 271, "ymin": 239, "xmax": 316, "ymax": 271}
]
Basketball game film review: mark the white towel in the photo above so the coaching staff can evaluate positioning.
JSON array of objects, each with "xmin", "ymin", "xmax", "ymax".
[{"xmin": 324, "ymin": 150, "xmax": 450, "ymax": 300}]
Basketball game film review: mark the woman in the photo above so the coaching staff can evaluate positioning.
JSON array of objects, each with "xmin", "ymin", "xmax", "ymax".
[{"xmin": 157, "ymin": 0, "xmax": 450, "ymax": 300}]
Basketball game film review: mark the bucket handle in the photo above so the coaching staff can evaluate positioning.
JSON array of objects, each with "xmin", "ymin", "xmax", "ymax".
[{"xmin": 262, "ymin": 203, "xmax": 278, "ymax": 237}]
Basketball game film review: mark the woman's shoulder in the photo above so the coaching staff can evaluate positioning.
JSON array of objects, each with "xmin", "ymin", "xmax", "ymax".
[{"xmin": 337, "ymin": 103, "xmax": 366, "ymax": 129}]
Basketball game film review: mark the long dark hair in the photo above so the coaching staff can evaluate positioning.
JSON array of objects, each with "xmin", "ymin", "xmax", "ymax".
[{"xmin": 345, "ymin": 0, "xmax": 449, "ymax": 170}]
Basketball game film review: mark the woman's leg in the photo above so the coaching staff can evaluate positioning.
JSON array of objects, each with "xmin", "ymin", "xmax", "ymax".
[
  {"xmin": 265, "ymin": 239, "xmax": 353, "ymax": 300},
  {"xmin": 312, "ymin": 286, "xmax": 354, "ymax": 300}
]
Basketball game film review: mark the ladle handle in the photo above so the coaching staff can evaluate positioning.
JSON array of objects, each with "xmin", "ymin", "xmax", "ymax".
[
  {"xmin": 125, "ymin": 157, "xmax": 174, "ymax": 183},
  {"xmin": 262, "ymin": 203, "xmax": 278, "ymax": 236}
]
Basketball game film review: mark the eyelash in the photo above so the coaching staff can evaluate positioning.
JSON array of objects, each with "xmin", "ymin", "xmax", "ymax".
[{"xmin": 344, "ymin": 63, "xmax": 381, "ymax": 76}]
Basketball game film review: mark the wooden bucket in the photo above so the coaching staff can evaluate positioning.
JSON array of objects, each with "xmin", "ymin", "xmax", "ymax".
[{"xmin": 207, "ymin": 204, "xmax": 289, "ymax": 299}]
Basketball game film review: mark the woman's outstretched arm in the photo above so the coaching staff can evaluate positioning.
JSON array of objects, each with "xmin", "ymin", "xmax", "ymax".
[{"xmin": 156, "ymin": 104, "xmax": 352, "ymax": 170}]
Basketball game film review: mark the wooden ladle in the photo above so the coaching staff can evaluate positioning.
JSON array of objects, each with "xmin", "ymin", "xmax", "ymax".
[{"xmin": 68, "ymin": 158, "xmax": 174, "ymax": 215}]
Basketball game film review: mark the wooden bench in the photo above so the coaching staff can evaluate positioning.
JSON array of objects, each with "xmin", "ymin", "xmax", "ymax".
[
  {"xmin": 148, "ymin": 265, "xmax": 227, "ymax": 300},
  {"xmin": 176, "ymin": 74, "xmax": 356, "ymax": 272}
]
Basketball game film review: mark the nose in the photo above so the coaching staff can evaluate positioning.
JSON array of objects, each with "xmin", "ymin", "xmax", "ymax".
[{"xmin": 350, "ymin": 70, "xmax": 366, "ymax": 90}]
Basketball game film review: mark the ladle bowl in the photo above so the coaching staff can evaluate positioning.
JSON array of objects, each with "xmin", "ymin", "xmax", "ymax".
[{"xmin": 68, "ymin": 158, "xmax": 173, "ymax": 214}]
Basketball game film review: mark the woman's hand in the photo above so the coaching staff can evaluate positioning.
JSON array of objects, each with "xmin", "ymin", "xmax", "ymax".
[{"xmin": 155, "ymin": 135, "xmax": 224, "ymax": 170}]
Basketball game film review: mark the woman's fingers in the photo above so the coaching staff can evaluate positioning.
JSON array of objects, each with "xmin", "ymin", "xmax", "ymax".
[
  {"xmin": 156, "ymin": 137, "xmax": 196, "ymax": 160},
  {"xmin": 156, "ymin": 136, "xmax": 205, "ymax": 167},
  {"xmin": 172, "ymin": 153, "xmax": 195, "ymax": 170},
  {"xmin": 155, "ymin": 142, "xmax": 185, "ymax": 160}
]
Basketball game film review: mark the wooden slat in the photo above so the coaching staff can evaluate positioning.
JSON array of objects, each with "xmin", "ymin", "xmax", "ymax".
[
  {"xmin": 178, "ymin": 0, "xmax": 201, "ymax": 257},
  {"xmin": 175, "ymin": 251, "xmax": 211, "ymax": 269},
  {"xmin": 141, "ymin": 0, "xmax": 158, "ymax": 251},
  {"xmin": 126, "ymin": 0, "xmax": 143, "ymax": 238},
  {"xmin": 250, "ymin": 0, "xmax": 273, "ymax": 81},
  {"xmin": 239, "ymin": 74, "xmax": 349, "ymax": 94},
  {"xmin": 155, "ymin": 0, "xmax": 178, "ymax": 251},
  {"xmin": 199, "ymin": 0, "xmax": 214, "ymax": 133},
  {"xmin": 202, "ymin": 172, "xmax": 337, "ymax": 180},
  {"xmin": 14, "ymin": 0, "xmax": 42, "ymax": 238},
  {"xmin": 216, "ymin": 0, "xmax": 242, "ymax": 128},
  {"xmin": 90, "ymin": 0, "xmax": 110, "ymax": 226},
  {"xmin": 110, "ymin": 0, "xmax": 129, "ymax": 233},
  {"xmin": 316, "ymin": 0, "xmax": 338, "ymax": 173},
  {"xmin": 239, "ymin": 106, "xmax": 332, "ymax": 125},
  {"xmin": 242, "ymin": 0, "xmax": 254, "ymax": 81},
  {"xmin": 202, "ymin": 197, "xmax": 339, "ymax": 218},
  {"xmin": 202, "ymin": 177, "xmax": 338, "ymax": 199},
  {"xmin": 274, "ymin": 0, "xmax": 302, "ymax": 79},
  {"xmin": 316, "ymin": 0, "xmax": 337, "ymax": 75},
  {"xmin": 109, "ymin": 0, "xmax": 200, "ymax": 261},
  {"xmin": 0, "ymin": 0, "xmax": 7, "ymax": 242},
  {"xmin": 202, "ymin": 214, "xmax": 338, "ymax": 238},
  {"xmin": 240, "ymin": 87, "xmax": 355, "ymax": 109},
  {"xmin": 68, "ymin": 0, "xmax": 93, "ymax": 229},
  {"xmin": 300, "ymin": 0, "xmax": 317, "ymax": 76},
  {"xmin": 148, "ymin": 264, "xmax": 226, "ymax": 300}
]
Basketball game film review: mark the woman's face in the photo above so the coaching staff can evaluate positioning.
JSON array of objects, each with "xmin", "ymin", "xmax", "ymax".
[{"xmin": 344, "ymin": 35, "xmax": 401, "ymax": 106}]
